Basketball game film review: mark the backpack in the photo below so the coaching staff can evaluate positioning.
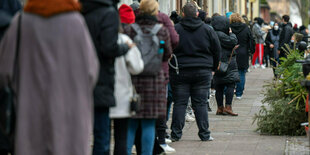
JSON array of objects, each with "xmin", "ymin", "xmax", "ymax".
[{"xmin": 131, "ymin": 23, "xmax": 163, "ymax": 76}]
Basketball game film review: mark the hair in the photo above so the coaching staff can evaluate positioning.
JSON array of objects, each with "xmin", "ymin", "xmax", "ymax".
[
  {"xmin": 212, "ymin": 13, "xmax": 220, "ymax": 17},
  {"xmin": 294, "ymin": 33, "xmax": 304, "ymax": 43},
  {"xmin": 229, "ymin": 13, "xmax": 244, "ymax": 24},
  {"xmin": 139, "ymin": 0, "xmax": 159, "ymax": 16},
  {"xmin": 182, "ymin": 2, "xmax": 198, "ymax": 18},
  {"xmin": 205, "ymin": 17, "xmax": 212, "ymax": 24},
  {"xmin": 198, "ymin": 9, "xmax": 206, "ymax": 21},
  {"xmin": 282, "ymin": 15, "xmax": 290, "ymax": 22}
]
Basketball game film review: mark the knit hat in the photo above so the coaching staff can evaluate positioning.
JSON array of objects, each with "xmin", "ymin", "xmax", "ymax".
[{"xmin": 119, "ymin": 4, "xmax": 135, "ymax": 24}]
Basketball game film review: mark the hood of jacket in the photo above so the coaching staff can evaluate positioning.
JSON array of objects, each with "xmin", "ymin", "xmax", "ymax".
[
  {"xmin": 211, "ymin": 16, "xmax": 229, "ymax": 34},
  {"xmin": 180, "ymin": 17, "xmax": 204, "ymax": 32},
  {"xmin": 80, "ymin": 0, "xmax": 113, "ymax": 14},
  {"xmin": 230, "ymin": 22, "xmax": 247, "ymax": 35}
]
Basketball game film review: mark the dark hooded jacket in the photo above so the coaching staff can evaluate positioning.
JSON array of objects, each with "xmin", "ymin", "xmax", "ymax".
[
  {"xmin": 171, "ymin": 17, "xmax": 221, "ymax": 70},
  {"xmin": 80, "ymin": 0, "xmax": 129, "ymax": 108},
  {"xmin": 231, "ymin": 22, "xmax": 255, "ymax": 70},
  {"xmin": 211, "ymin": 16, "xmax": 239, "ymax": 84},
  {"xmin": 0, "ymin": 0, "xmax": 21, "ymax": 40},
  {"xmin": 278, "ymin": 22, "xmax": 294, "ymax": 58}
]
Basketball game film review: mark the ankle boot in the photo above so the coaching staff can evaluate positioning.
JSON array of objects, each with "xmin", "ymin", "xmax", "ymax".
[
  {"xmin": 216, "ymin": 106, "xmax": 227, "ymax": 115},
  {"xmin": 224, "ymin": 105, "xmax": 238, "ymax": 116}
]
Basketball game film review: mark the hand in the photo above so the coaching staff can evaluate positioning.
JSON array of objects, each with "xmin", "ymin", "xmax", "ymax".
[
  {"xmin": 229, "ymin": 28, "xmax": 232, "ymax": 33},
  {"xmin": 270, "ymin": 44, "xmax": 274, "ymax": 48},
  {"xmin": 126, "ymin": 42, "xmax": 135, "ymax": 49},
  {"xmin": 277, "ymin": 50, "xmax": 280, "ymax": 55}
]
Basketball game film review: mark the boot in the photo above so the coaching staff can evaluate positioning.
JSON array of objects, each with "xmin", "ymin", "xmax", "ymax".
[
  {"xmin": 224, "ymin": 105, "xmax": 238, "ymax": 116},
  {"xmin": 216, "ymin": 106, "xmax": 227, "ymax": 115}
]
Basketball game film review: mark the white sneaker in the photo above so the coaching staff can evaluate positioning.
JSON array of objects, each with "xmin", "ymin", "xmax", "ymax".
[
  {"xmin": 165, "ymin": 138, "xmax": 172, "ymax": 144},
  {"xmin": 160, "ymin": 144, "xmax": 176, "ymax": 153},
  {"xmin": 185, "ymin": 113, "xmax": 195, "ymax": 122},
  {"xmin": 208, "ymin": 136, "xmax": 214, "ymax": 141},
  {"xmin": 236, "ymin": 96, "xmax": 242, "ymax": 100},
  {"xmin": 260, "ymin": 65, "xmax": 266, "ymax": 69}
]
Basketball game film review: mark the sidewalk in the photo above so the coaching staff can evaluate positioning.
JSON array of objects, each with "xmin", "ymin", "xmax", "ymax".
[{"xmin": 168, "ymin": 68, "xmax": 287, "ymax": 155}]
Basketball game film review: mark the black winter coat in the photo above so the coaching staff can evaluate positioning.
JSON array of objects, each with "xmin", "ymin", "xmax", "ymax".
[
  {"xmin": 211, "ymin": 16, "xmax": 239, "ymax": 84},
  {"xmin": 0, "ymin": 0, "xmax": 21, "ymax": 40},
  {"xmin": 278, "ymin": 23, "xmax": 294, "ymax": 58},
  {"xmin": 171, "ymin": 17, "xmax": 221, "ymax": 70},
  {"xmin": 231, "ymin": 22, "xmax": 255, "ymax": 70},
  {"xmin": 81, "ymin": 0, "xmax": 129, "ymax": 108}
]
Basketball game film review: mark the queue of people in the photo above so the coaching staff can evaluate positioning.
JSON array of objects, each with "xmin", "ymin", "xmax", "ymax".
[{"xmin": 0, "ymin": 0, "xmax": 309, "ymax": 155}]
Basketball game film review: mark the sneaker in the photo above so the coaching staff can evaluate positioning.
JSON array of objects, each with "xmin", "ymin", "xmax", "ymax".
[
  {"xmin": 165, "ymin": 138, "xmax": 172, "ymax": 144},
  {"xmin": 208, "ymin": 136, "xmax": 214, "ymax": 141},
  {"xmin": 236, "ymin": 96, "xmax": 242, "ymax": 100},
  {"xmin": 160, "ymin": 144, "xmax": 176, "ymax": 153},
  {"xmin": 202, "ymin": 136, "xmax": 214, "ymax": 141},
  {"xmin": 260, "ymin": 65, "xmax": 266, "ymax": 69},
  {"xmin": 185, "ymin": 113, "xmax": 195, "ymax": 122}
]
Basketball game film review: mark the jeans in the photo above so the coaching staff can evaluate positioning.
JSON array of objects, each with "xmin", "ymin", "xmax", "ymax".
[
  {"xmin": 235, "ymin": 69, "xmax": 247, "ymax": 97},
  {"xmin": 127, "ymin": 119, "xmax": 156, "ymax": 155},
  {"xmin": 215, "ymin": 83, "xmax": 235, "ymax": 107},
  {"xmin": 170, "ymin": 69, "xmax": 212, "ymax": 141},
  {"xmin": 93, "ymin": 108, "xmax": 110, "ymax": 155}
]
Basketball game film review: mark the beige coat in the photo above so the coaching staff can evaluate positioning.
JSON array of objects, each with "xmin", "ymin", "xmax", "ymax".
[{"xmin": 0, "ymin": 12, "xmax": 99, "ymax": 155}]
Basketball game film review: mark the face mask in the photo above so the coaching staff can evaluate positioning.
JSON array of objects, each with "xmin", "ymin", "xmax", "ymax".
[{"xmin": 274, "ymin": 26, "xmax": 279, "ymax": 30}]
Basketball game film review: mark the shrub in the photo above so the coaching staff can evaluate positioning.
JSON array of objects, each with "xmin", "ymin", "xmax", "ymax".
[{"xmin": 253, "ymin": 47, "xmax": 308, "ymax": 136}]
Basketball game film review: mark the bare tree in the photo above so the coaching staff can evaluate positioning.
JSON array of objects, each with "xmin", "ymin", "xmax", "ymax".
[{"xmin": 291, "ymin": 0, "xmax": 309, "ymax": 26}]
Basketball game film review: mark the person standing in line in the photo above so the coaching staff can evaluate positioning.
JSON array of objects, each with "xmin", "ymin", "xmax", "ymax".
[
  {"xmin": 169, "ymin": 2, "xmax": 221, "ymax": 142},
  {"xmin": 123, "ymin": 0, "xmax": 172, "ymax": 154},
  {"xmin": 0, "ymin": 0, "xmax": 99, "ymax": 154},
  {"xmin": 80, "ymin": 0, "xmax": 132, "ymax": 154},
  {"xmin": 230, "ymin": 13, "xmax": 254, "ymax": 100},
  {"xmin": 211, "ymin": 15, "xmax": 239, "ymax": 116},
  {"xmin": 154, "ymin": 5, "xmax": 179, "ymax": 154},
  {"xmin": 278, "ymin": 15, "xmax": 294, "ymax": 61},
  {"xmin": 251, "ymin": 17, "xmax": 266, "ymax": 68},
  {"xmin": 108, "ymin": 4, "xmax": 144, "ymax": 155},
  {"xmin": 299, "ymin": 25, "xmax": 309, "ymax": 43},
  {"xmin": 265, "ymin": 22, "xmax": 281, "ymax": 78}
]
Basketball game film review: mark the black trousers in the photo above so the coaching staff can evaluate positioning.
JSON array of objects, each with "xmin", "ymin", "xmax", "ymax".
[
  {"xmin": 113, "ymin": 119, "xmax": 128, "ymax": 155},
  {"xmin": 170, "ymin": 69, "xmax": 212, "ymax": 141},
  {"xmin": 215, "ymin": 83, "xmax": 235, "ymax": 107}
]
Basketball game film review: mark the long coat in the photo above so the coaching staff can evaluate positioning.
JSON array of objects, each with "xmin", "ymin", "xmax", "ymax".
[
  {"xmin": 81, "ymin": 0, "xmax": 129, "ymax": 108},
  {"xmin": 0, "ymin": 12, "xmax": 99, "ymax": 155},
  {"xmin": 211, "ymin": 16, "xmax": 239, "ymax": 84},
  {"xmin": 231, "ymin": 22, "xmax": 255, "ymax": 70},
  {"xmin": 124, "ymin": 15, "xmax": 172, "ymax": 119}
]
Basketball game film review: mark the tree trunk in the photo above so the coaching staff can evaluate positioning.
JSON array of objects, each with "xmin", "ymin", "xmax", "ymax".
[{"xmin": 300, "ymin": 0, "xmax": 309, "ymax": 26}]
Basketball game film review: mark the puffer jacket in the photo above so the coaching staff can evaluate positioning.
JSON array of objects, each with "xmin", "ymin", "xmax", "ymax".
[
  {"xmin": 252, "ymin": 23, "xmax": 265, "ymax": 44},
  {"xmin": 80, "ymin": 0, "xmax": 129, "ymax": 108},
  {"xmin": 211, "ymin": 16, "xmax": 239, "ymax": 84}
]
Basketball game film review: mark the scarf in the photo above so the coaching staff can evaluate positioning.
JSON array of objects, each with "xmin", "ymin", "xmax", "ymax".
[
  {"xmin": 24, "ymin": 0, "xmax": 80, "ymax": 17},
  {"xmin": 272, "ymin": 29, "xmax": 280, "ymax": 36}
]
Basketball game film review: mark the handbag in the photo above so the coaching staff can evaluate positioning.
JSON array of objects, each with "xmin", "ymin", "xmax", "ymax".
[
  {"xmin": 130, "ymin": 85, "xmax": 141, "ymax": 115},
  {"xmin": 217, "ymin": 45, "xmax": 239, "ymax": 74},
  {"xmin": 0, "ymin": 13, "xmax": 22, "ymax": 139}
]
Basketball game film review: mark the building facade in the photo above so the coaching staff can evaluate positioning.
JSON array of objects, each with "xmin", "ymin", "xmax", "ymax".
[{"xmin": 119, "ymin": 0, "xmax": 261, "ymax": 21}]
